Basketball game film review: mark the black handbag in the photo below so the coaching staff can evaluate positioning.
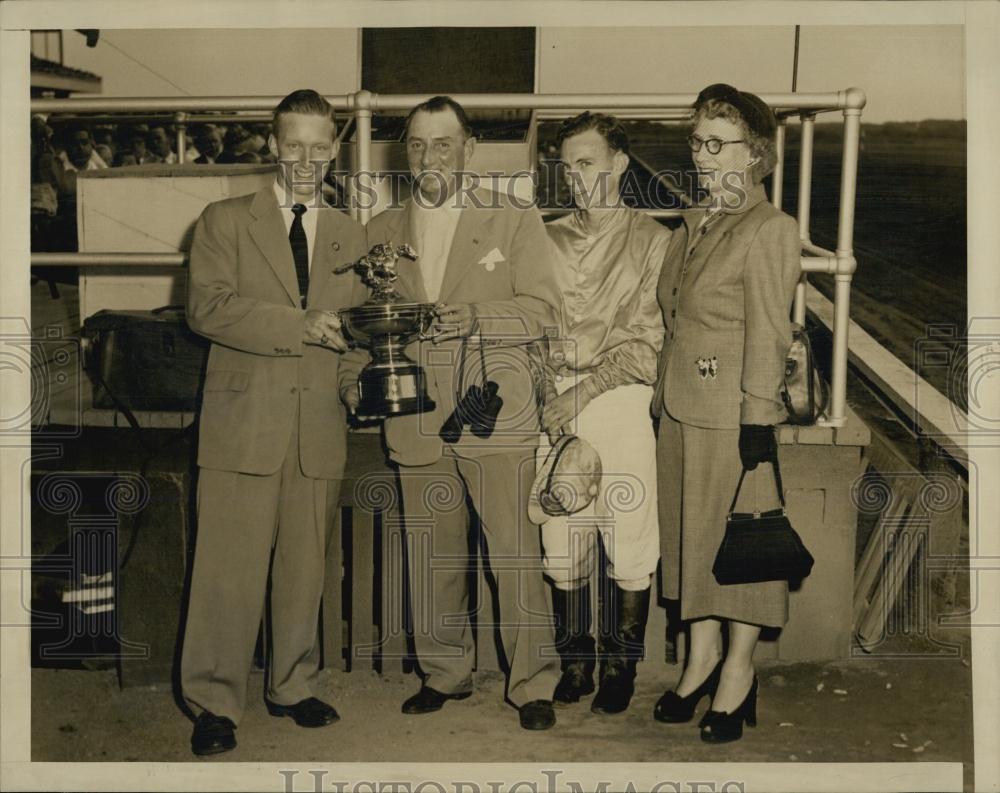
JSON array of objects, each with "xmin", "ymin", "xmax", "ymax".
[{"xmin": 712, "ymin": 457, "xmax": 814, "ymax": 585}]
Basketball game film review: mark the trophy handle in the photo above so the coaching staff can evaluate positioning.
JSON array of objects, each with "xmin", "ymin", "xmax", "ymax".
[
  {"xmin": 417, "ymin": 305, "xmax": 439, "ymax": 341},
  {"xmin": 335, "ymin": 309, "xmax": 356, "ymax": 346}
]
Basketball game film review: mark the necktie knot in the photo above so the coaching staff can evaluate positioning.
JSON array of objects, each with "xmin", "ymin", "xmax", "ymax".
[{"xmin": 292, "ymin": 203, "xmax": 307, "ymax": 218}]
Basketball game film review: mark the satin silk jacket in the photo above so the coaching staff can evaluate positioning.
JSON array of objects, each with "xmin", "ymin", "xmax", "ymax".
[
  {"xmin": 651, "ymin": 183, "xmax": 801, "ymax": 429},
  {"xmin": 343, "ymin": 187, "xmax": 560, "ymax": 466},
  {"xmin": 545, "ymin": 206, "xmax": 669, "ymax": 387},
  {"xmin": 187, "ymin": 186, "xmax": 369, "ymax": 478}
]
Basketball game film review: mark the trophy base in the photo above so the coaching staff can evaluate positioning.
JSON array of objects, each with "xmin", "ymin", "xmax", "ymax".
[
  {"xmin": 357, "ymin": 395, "xmax": 436, "ymax": 417},
  {"xmin": 358, "ymin": 365, "xmax": 436, "ymax": 417}
]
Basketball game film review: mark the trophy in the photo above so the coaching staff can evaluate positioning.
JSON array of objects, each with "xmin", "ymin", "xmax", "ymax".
[{"xmin": 335, "ymin": 243, "xmax": 437, "ymax": 417}]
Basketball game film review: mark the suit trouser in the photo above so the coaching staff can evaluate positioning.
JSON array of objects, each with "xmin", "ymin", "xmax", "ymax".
[
  {"xmin": 397, "ymin": 449, "xmax": 561, "ymax": 707},
  {"xmin": 181, "ymin": 419, "xmax": 334, "ymax": 725}
]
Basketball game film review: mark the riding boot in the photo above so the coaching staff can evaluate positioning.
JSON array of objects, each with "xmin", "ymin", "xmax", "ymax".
[
  {"xmin": 591, "ymin": 583, "xmax": 650, "ymax": 715},
  {"xmin": 551, "ymin": 584, "xmax": 596, "ymax": 705}
]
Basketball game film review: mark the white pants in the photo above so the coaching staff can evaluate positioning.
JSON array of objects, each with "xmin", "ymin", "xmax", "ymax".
[{"xmin": 539, "ymin": 373, "xmax": 659, "ymax": 591}]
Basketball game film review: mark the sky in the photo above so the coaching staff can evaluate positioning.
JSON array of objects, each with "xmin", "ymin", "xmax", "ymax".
[{"xmin": 50, "ymin": 25, "xmax": 965, "ymax": 124}]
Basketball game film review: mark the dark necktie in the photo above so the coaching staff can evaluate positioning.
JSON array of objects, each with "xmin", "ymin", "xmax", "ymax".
[{"xmin": 289, "ymin": 203, "xmax": 309, "ymax": 307}]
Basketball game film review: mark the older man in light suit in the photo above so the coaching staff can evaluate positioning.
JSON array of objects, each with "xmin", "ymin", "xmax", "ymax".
[
  {"xmin": 342, "ymin": 96, "xmax": 562, "ymax": 731},
  {"xmin": 181, "ymin": 89, "xmax": 368, "ymax": 755}
]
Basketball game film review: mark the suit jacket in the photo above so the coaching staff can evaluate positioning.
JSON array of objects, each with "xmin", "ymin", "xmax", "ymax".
[
  {"xmin": 342, "ymin": 187, "xmax": 560, "ymax": 466},
  {"xmin": 651, "ymin": 183, "xmax": 801, "ymax": 429},
  {"xmin": 187, "ymin": 185, "xmax": 368, "ymax": 478}
]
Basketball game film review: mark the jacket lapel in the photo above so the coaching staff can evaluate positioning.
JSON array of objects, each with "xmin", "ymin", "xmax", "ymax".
[
  {"xmin": 685, "ymin": 182, "xmax": 769, "ymax": 259},
  {"xmin": 248, "ymin": 187, "xmax": 299, "ymax": 307},
  {"xmin": 308, "ymin": 207, "xmax": 349, "ymax": 306},
  {"xmin": 437, "ymin": 191, "xmax": 493, "ymax": 303},
  {"xmin": 687, "ymin": 211, "xmax": 734, "ymax": 265}
]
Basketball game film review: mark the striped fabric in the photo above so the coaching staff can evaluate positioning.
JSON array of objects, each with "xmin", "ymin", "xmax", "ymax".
[{"xmin": 61, "ymin": 570, "xmax": 114, "ymax": 615}]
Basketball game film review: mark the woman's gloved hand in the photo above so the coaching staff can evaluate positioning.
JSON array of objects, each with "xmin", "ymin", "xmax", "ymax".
[{"xmin": 738, "ymin": 424, "xmax": 777, "ymax": 470}]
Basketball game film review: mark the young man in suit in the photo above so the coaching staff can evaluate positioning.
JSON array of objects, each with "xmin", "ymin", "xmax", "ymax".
[
  {"xmin": 341, "ymin": 96, "xmax": 562, "ymax": 730},
  {"xmin": 181, "ymin": 89, "xmax": 368, "ymax": 755}
]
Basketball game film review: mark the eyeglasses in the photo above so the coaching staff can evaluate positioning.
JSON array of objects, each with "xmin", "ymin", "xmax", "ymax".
[{"xmin": 686, "ymin": 134, "xmax": 746, "ymax": 155}]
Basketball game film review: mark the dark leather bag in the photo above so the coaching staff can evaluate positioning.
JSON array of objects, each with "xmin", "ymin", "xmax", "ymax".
[
  {"xmin": 82, "ymin": 306, "xmax": 209, "ymax": 413},
  {"xmin": 712, "ymin": 457, "xmax": 814, "ymax": 585}
]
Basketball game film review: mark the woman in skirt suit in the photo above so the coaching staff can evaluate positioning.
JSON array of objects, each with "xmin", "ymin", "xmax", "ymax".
[{"xmin": 650, "ymin": 84, "xmax": 801, "ymax": 743}]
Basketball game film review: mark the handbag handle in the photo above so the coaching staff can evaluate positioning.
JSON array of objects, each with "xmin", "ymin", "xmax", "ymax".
[{"xmin": 727, "ymin": 455, "xmax": 786, "ymax": 516}]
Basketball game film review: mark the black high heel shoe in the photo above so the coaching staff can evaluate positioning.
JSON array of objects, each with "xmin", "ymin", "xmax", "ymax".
[
  {"xmin": 699, "ymin": 675, "xmax": 758, "ymax": 743},
  {"xmin": 653, "ymin": 659, "xmax": 723, "ymax": 723}
]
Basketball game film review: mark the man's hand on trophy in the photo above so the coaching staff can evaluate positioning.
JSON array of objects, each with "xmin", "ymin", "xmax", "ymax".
[
  {"xmin": 303, "ymin": 309, "xmax": 348, "ymax": 352},
  {"xmin": 431, "ymin": 303, "xmax": 477, "ymax": 343}
]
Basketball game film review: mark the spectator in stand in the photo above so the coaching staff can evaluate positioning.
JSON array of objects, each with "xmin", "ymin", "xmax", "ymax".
[
  {"xmin": 194, "ymin": 126, "xmax": 224, "ymax": 164},
  {"xmin": 58, "ymin": 125, "xmax": 108, "ymax": 172},
  {"xmin": 117, "ymin": 125, "xmax": 161, "ymax": 166},
  {"xmin": 50, "ymin": 124, "xmax": 106, "ymax": 250},
  {"xmin": 216, "ymin": 124, "xmax": 251, "ymax": 164},
  {"xmin": 249, "ymin": 123, "xmax": 278, "ymax": 162},
  {"xmin": 240, "ymin": 131, "xmax": 268, "ymax": 159},
  {"xmin": 92, "ymin": 127, "xmax": 117, "ymax": 169},
  {"xmin": 31, "ymin": 115, "xmax": 64, "ymax": 252},
  {"xmin": 148, "ymin": 125, "xmax": 177, "ymax": 163},
  {"xmin": 95, "ymin": 143, "xmax": 115, "ymax": 168}
]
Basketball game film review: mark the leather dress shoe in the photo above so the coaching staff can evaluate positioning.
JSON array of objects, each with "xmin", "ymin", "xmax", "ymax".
[
  {"xmin": 266, "ymin": 697, "xmax": 340, "ymax": 727},
  {"xmin": 519, "ymin": 699, "xmax": 556, "ymax": 730},
  {"xmin": 191, "ymin": 711, "xmax": 236, "ymax": 756},
  {"xmin": 401, "ymin": 685, "xmax": 472, "ymax": 714}
]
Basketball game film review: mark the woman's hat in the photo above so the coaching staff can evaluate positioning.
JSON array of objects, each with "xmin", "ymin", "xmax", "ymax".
[
  {"xmin": 694, "ymin": 83, "xmax": 777, "ymax": 139},
  {"xmin": 528, "ymin": 434, "xmax": 602, "ymax": 524}
]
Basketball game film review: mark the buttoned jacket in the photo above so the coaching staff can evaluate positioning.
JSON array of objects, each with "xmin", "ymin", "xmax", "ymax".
[
  {"xmin": 187, "ymin": 185, "xmax": 368, "ymax": 477},
  {"xmin": 651, "ymin": 183, "xmax": 800, "ymax": 429}
]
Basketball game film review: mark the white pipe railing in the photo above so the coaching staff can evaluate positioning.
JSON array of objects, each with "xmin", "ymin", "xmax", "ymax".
[
  {"xmin": 830, "ymin": 94, "xmax": 865, "ymax": 427},
  {"xmin": 794, "ymin": 114, "xmax": 816, "ymax": 327},
  {"xmin": 30, "ymin": 88, "xmax": 866, "ymax": 427},
  {"xmin": 772, "ymin": 119, "xmax": 786, "ymax": 210}
]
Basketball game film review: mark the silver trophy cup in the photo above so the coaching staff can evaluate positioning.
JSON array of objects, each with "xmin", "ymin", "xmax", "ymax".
[{"xmin": 336, "ymin": 243, "xmax": 437, "ymax": 417}]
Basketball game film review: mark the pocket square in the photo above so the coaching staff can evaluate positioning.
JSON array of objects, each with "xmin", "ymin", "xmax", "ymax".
[{"xmin": 479, "ymin": 248, "xmax": 506, "ymax": 266}]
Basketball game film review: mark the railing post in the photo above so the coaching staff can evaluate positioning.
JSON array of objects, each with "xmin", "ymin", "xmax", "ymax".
[
  {"xmin": 794, "ymin": 113, "xmax": 815, "ymax": 327},
  {"xmin": 352, "ymin": 90, "xmax": 373, "ymax": 225},
  {"xmin": 174, "ymin": 112, "xmax": 187, "ymax": 164},
  {"xmin": 827, "ymin": 87, "xmax": 866, "ymax": 427},
  {"xmin": 772, "ymin": 118, "xmax": 786, "ymax": 210}
]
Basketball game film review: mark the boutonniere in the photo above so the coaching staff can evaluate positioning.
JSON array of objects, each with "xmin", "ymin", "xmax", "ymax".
[
  {"xmin": 696, "ymin": 356, "xmax": 718, "ymax": 379},
  {"xmin": 478, "ymin": 247, "xmax": 505, "ymax": 272}
]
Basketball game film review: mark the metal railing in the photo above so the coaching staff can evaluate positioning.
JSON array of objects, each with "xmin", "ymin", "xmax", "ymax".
[{"xmin": 31, "ymin": 88, "xmax": 866, "ymax": 427}]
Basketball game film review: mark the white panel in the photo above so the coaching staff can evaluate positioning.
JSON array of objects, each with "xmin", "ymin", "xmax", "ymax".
[{"xmin": 77, "ymin": 165, "xmax": 275, "ymax": 319}]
